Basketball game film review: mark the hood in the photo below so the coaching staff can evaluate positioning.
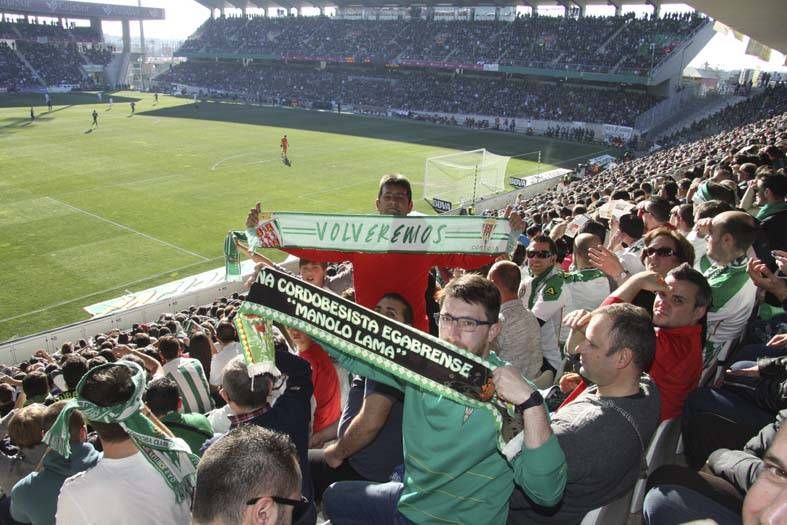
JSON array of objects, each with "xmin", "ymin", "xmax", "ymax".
[{"xmin": 43, "ymin": 442, "xmax": 101, "ymax": 477}]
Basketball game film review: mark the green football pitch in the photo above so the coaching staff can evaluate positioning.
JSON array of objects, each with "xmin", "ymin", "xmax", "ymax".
[{"xmin": 0, "ymin": 91, "xmax": 611, "ymax": 342}]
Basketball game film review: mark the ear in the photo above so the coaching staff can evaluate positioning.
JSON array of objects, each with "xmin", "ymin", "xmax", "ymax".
[
  {"xmin": 375, "ymin": 198, "xmax": 382, "ymax": 213},
  {"xmin": 177, "ymin": 398, "xmax": 183, "ymax": 411},
  {"xmin": 406, "ymin": 200, "xmax": 414, "ymax": 213},
  {"xmin": 246, "ymin": 496, "xmax": 275, "ymax": 525},
  {"xmin": 219, "ymin": 387, "xmax": 230, "ymax": 405},
  {"xmin": 487, "ymin": 321, "xmax": 502, "ymax": 344},
  {"xmin": 691, "ymin": 305, "xmax": 707, "ymax": 325},
  {"xmin": 615, "ymin": 347, "xmax": 634, "ymax": 370}
]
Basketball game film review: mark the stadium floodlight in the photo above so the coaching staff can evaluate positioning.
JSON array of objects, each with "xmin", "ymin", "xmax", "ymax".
[{"xmin": 423, "ymin": 148, "xmax": 511, "ymax": 212}]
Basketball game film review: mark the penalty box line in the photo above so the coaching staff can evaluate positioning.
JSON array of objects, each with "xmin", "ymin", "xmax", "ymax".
[{"xmin": 45, "ymin": 197, "xmax": 210, "ymax": 262}]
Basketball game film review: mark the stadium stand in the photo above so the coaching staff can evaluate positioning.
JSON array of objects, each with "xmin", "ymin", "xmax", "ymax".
[
  {"xmin": 176, "ymin": 13, "xmax": 705, "ymax": 74},
  {"xmin": 157, "ymin": 62, "xmax": 659, "ymax": 127},
  {"xmin": 0, "ymin": 19, "xmax": 115, "ymax": 89}
]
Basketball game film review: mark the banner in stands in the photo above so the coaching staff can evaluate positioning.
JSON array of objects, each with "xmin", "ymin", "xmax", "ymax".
[
  {"xmin": 249, "ymin": 212, "xmax": 513, "ymax": 255},
  {"xmin": 509, "ymin": 176, "xmax": 527, "ymax": 188},
  {"xmin": 431, "ymin": 197, "xmax": 452, "ymax": 213},
  {"xmin": 241, "ymin": 267, "xmax": 524, "ymax": 446},
  {"xmin": 0, "ymin": 0, "xmax": 164, "ymax": 19},
  {"xmin": 587, "ymin": 154, "xmax": 617, "ymax": 169},
  {"xmin": 602, "ymin": 123, "xmax": 634, "ymax": 143}
]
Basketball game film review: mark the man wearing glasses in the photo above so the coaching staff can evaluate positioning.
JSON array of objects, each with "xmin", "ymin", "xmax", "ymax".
[
  {"xmin": 193, "ymin": 425, "xmax": 309, "ymax": 525},
  {"xmin": 519, "ymin": 235, "xmax": 572, "ymax": 373},
  {"xmin": 321, "ymin": 274, "xmax": 566, "ymax": 525}
]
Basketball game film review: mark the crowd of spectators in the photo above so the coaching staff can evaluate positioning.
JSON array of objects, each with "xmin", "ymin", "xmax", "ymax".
[
  {"xmin": 15, "ymin": 42, "xmax": 84, "ymax": 85},
  {"xmin": 0, "ymin": 43, "xmax": 33, "ymax": 90},
  {"xmin": 158, "ymin": 61, "xmax": 659, "ymax": 126},
  {"xmin": 178, "ymin": 12, "xmax": 706, "ymax": 74},
  {"xmin": 661, "ymin": 83, "xmax": 787, "ymax": 147},
  {"xmin": 81, "ymin": 46, "xmax": 113, "ymax": 65},
  {"xmin": 0, "ymin": 19, "xmax": 111, "ymax": 88}
]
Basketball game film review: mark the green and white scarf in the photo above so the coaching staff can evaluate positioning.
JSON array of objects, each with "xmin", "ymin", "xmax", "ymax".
[
  {"xmin": 224, "ymin": 231, "xmax": 244, "ymax": 282},
  {"xmin": 245, "ymin": 212, "xmax": 514, "ymax": 254},
  {"xmin": 43, "ymin": 361, "xmax": 199, "ymax": 502}
]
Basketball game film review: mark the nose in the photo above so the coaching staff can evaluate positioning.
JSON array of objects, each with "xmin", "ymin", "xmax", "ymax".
[
  {"xmin": 441, "ymin": 322, "xmax": 463, "ymax": 345},
  {"xmin": 761, "ymin": 486, "xmax": 787, "ymax": 525}
]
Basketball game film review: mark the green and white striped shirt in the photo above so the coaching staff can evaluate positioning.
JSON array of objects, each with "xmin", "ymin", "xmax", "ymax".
[{"xmin": 162, "ymin": 357, "xmax": 213, "ymax": 414}]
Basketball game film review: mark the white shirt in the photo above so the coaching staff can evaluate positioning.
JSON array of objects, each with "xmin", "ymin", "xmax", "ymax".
[
  {"xmin": 209, "ymin": 341, "xmax": 242, "ymax": 386},
  {"xmin": 56, "ymin": 450, "xmax": 190, "ymax": 525}
]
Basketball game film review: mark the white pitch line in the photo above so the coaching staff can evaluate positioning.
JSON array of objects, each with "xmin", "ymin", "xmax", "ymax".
[
  {"xmin": 211, "ymin": 152, "xmax": 256, "ymax": 171},
  {"xmin": 46, "ymin": 197, "xmax": 209, "ymax": 262}
]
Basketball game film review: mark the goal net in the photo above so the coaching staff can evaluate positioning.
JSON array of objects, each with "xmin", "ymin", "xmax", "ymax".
[{"xmin": 423, "ymin": 149, "xmax": 510, "ymax": 212}]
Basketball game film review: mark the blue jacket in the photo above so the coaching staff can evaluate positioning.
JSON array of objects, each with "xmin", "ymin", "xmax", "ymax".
[{"xmin": 10, "ymin": 442, "xmax": 101, "ymax": 525}]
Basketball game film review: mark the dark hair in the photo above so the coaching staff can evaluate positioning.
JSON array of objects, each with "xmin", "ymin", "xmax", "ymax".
[
  {"xmin": 80, "ymin": 365, "xmax": 136, "ymax": 442},
  {"xmin": 717, "ymin": 211, "xmax": 757, "ymax": 253},
  {"xmin": 530, "ymin": 234, "xmax": 558, "ymax": 255},
  {"xmin": 188, "ymin": 332, "xmax": 214, "ymax": 382},
  {"xmin": 378, "ymin": 174, "xmax": 412, "ymax": 202},
  {"xmin": 193, "ymin": 426, "xmax": 301, "ymax": 524},
  {"xmin": 579, "ymin": 220, "xmax": 607, "ymax": 243},
  {"xmin": 438, "ymin": 274, "xmax": 501, "ymax": 324},
  {"xmin": 158, "ymin": 336, "xmax": 181, "ymax": 361},
  {"xmin": 702, "ymin": 181, "xmax": 736, "ymax": 206},
  {"xmin": 641, "ymin": 228, "xmax": 695, "ymax": 267},
  {"xmin": 757, "ymin": 172, "xmax": 787, "ymax": 199},
  {"xmin": 61, "ymin": 355, "xmax": 88, "ymax": 391},
  {"xmin": 216, "ymin": 321, "xmax": 237, "ymax": 344},
  {"xmin": 143, "ymin": 377, "xmax": 180, "ymax": 417},
  {"xmin": 675, "ymin": 203, "xmax": 694, "ymax": 228},
  {"xmin": 645, "ymin": 196, "xmax": 671, "ymax": 223},
  {"xmin": 22, "ymin": 371, "xmax": 49, "ymax": 399},
  {"xmin": 667, "ymin": 263, "xmax": 712, "ymax": 310},
  {"xmin": 600, "ymin": 304, "xmax": 656, "ymax": 372},
  {"xmin": 695, "ymin": 199, "xmax": 733, "ymax": 220},
  {"xmin": 378, "ymin": 293, "xmax": 414, "ymax": 326}
]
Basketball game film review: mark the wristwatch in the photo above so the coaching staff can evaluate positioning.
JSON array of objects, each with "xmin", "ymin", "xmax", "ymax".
[
  {"xmin": 616, "ymin": 270, "xmax": 631, "ymax": 281},
  {"xmin": 515, "ymin": 390, "xmax": 544, "ymax": 414}
]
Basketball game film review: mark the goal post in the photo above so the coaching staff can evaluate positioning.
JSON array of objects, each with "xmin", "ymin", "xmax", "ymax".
[{"xmin": 423, "ymin": 149, "xmax": 511, "ymax": 212}]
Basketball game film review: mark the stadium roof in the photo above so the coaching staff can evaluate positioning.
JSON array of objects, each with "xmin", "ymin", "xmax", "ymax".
[
  {"xmin": 0, "ymin": 0, "xmax": 164, "ymax": 21},
  {"xmin": 193, "ymin": 0, "xmax": 785, "ymax": 56},
  {"xmin": 685, "ymin": 0, "xmax": 785, "ymax": 54}
]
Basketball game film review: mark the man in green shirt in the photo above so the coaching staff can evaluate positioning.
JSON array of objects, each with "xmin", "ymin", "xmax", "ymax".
[
  {"xmin": 144, "ymin": 377, "xmax": 213, "ymax": 456},
  {"xmin": 322, "ymin": 274, "xmax": 567, "ymax": 525}
]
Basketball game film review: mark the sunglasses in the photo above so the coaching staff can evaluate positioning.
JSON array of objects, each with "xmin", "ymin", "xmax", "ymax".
[
  {"xmin": 526, "ymin": 250, "xmax": 553, "ymax": 259},
  {"xmin": 644, "ymin": 247, "xmax": 677, "ymax": 258},
  {"xmin": 246, "ymin": 495, "xmax": 310, "ymax": 520}
]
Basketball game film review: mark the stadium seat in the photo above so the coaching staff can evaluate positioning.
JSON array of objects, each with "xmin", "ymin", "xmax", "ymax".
[{"xmin": 629, "ymin": 417, "xmax": 682, "ymax": 514}]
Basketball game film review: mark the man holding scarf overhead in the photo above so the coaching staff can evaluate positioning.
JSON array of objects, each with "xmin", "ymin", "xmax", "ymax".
[
  {"xmin": 47, "ymin": 360, "xmax": 198, "ymax": 525},
  {"xmin": 243, "ymin": 174, "xmax": 524, "ymax": 333}
]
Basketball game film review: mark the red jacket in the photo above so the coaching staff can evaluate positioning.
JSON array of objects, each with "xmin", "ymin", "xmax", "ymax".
[
  {"xmin": 561, "ymin": 297, "xmax": 702, "ymax": 421},
  {"xmin": 286, "ymin": 249, "xmax": 495, "ymax": 332}
]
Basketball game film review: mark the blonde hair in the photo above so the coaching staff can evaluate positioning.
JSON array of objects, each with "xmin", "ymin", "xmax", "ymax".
[{"xmin": 8, "ymin": 404, "xmax": 47, "ymax": 448}]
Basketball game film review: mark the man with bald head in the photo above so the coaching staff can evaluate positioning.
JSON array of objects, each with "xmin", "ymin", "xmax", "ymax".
[
  {"xmin": 487, "ymin": 261, "xmax": 543, "ymax": 379},
  {"xmin": 696, "ymin": 210, "xmax": 758, "ymax": 364},
  {"xmin": 560, "ymin": 233, "xmax": 611, "ymax": 343}
]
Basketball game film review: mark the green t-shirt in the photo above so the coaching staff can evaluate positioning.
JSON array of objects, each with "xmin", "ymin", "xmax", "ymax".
[
  {"xmin": 160, "ymin": 412, "xmax": 214, "ymax": 456},
  {"xmin": 324, "ymin": 345, "xmax": 567, "ymax": 525}
]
